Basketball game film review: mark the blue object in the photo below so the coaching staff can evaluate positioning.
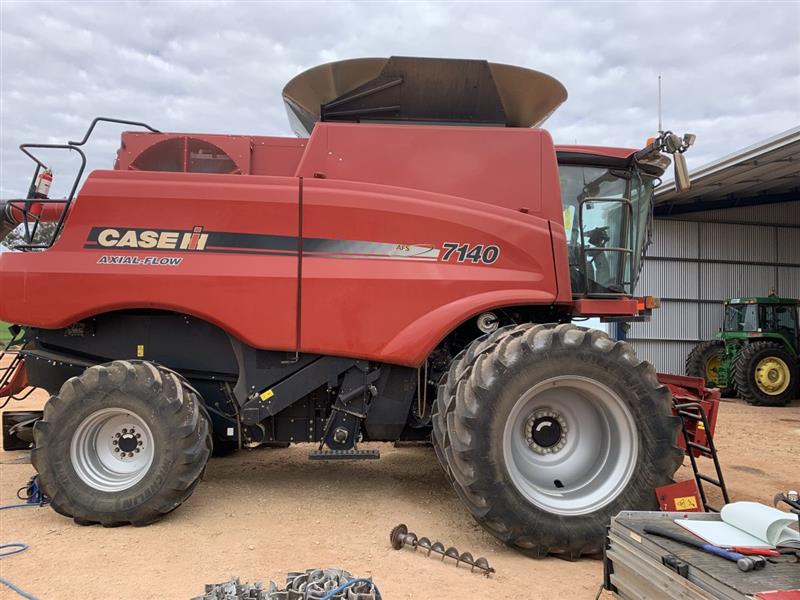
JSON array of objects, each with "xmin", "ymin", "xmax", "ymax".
[
  {"xmin": 0, "ymin": 577, "xmax": 40, "ymax": 600},
  {"xmin": 0, "ymin": 543, "xmax": 28, "ymax": 558},
  {"xmin": 700, "ymin": 543, "xmax": 745, "ymax": 561},
  {"xmin": 23, "ymin": 475, "xmax": 47, "ymax": 505},
  {"xmin": 320, "ymin": 577, "xmax": 381, "ymax": 600}
]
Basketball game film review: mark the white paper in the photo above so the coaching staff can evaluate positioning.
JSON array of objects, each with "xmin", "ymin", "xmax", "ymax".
[
  {"xmin": 722, "ymin": 501, "xmax": 800, "ymax": 546},
  {"xmin": 674, "ymin": 502, "xmax": 800, "ymax": 548},
  {"xmin": 675, "ymin": 519, "xmax": 772, "ymax": 548}
]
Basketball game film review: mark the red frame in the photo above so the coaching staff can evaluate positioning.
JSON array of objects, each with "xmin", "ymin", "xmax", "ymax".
[{"xmin": 0, "ymin": 123, "xmax": 644, "ymax": 366}]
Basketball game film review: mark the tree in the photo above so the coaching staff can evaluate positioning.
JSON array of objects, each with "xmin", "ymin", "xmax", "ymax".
[{"xmin": 3, "ymin": 221, "xmax": 59, "ymax": 248}]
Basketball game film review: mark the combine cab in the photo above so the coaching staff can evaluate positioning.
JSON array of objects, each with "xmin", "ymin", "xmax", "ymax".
[{"xmin": 0, "ymin": 57, "xmax": 696, "ymax": 559}]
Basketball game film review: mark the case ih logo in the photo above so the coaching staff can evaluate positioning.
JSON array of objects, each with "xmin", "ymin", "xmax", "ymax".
[{"xmin": 86, "ymin": 227, "xmax": 209, "ymax": 251}]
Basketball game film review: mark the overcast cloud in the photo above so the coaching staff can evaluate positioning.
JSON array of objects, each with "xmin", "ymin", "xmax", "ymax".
[{"xmin": 1, "ymin": 0, "xmax": 798, "ymax": 198}]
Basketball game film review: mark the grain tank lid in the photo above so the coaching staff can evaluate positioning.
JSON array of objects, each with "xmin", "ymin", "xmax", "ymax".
[{"xmin": 282, "ymin": 56, "xmax": 568, "ymax": 137}]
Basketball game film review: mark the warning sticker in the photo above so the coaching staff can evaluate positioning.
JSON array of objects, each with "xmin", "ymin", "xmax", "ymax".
[{"xmin": 674, "ymin": 496, "xmax": 699, "ymax": 511}]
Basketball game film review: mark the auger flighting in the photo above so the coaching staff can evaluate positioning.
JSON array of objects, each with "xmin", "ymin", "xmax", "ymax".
[{"xmin": 389, "ymin": 524, "xmax": 495, "ymax": 576}]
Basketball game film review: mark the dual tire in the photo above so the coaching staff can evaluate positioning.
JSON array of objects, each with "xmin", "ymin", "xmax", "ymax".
[
  {"xmin": 32, "ymin": 360, "xmax": 212, "ymax": 526},
  {"xmin": 431, "ymin": 323, "xmax": 682, "ymax": 559}
]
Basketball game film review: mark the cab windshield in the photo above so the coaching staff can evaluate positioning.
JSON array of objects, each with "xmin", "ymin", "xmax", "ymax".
[
  {"xmin": 558, "ymin": 165, "xmax": 654, "ymax": 296},
  {"xmin": 724, "ymin": 304, "xmax": 759, "ymax": 332}
]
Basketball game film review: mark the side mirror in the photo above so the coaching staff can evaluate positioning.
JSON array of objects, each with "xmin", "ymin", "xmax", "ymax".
[{"xmin": 674, "ymin": 152, "xmax": 691, "ymax": 193}]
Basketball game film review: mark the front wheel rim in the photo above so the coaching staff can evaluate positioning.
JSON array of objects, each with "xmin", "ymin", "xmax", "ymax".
[
  {"xmin": 70, "ymin": 408, "xmax": 155, "ymax": 492},
  {"xmin": 502, "ymin": 376, "xmax": 638, "ymax": 516},
  {"xmin": 755, "ymin": 357, "xmax": 791, "ymax": 395}
]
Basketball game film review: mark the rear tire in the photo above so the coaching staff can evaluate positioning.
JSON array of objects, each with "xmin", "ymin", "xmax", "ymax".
[
  {"xmin": 686, "ymin": 340, "xmax": 734, "ymax": 396},
  {"xmin": 734, "ymin": 342, "xmax": 797, "ymax": 406},
  {"xmin": 431, "ymin": 323, "xmax": 682, "ymax": 559},
  {"xmin": 31, "ymin": 360, "xmax": 212, "ymax": 526}
]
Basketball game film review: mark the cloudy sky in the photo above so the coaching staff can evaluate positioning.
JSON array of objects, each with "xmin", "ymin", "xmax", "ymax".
[{"xmin": 1, "ymin": 1, "xmax": 798, "ymax": 198}]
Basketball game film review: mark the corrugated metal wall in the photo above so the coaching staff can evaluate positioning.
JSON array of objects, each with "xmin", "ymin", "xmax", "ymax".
[{"xmin": 628, "ymin": 200, "xmax": 800, "ymax": 374}]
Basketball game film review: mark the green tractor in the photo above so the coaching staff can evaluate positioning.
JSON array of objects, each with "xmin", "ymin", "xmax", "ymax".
[{"xmin": 686, "ymin": 295, "xmax": 799, "ymax": 406}]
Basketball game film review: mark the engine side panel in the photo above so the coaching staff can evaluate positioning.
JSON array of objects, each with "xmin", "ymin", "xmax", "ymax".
[{"xmin": 300, "ymin": 178, "xmax": 559, "ymax": 365}]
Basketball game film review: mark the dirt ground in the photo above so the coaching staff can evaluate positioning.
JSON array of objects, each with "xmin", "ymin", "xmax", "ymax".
[{"xmin": 1, "ymin": 389, "xmax": 798, "ymax": 600}]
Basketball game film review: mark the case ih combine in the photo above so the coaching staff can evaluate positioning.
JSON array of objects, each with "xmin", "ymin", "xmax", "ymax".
[{"xmin": 0, "ymin": 57, "xmax": 698, "ymax": 558}]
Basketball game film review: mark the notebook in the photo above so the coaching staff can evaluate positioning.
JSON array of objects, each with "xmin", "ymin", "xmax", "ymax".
[{"xmin": 675, "ymin": 501, "xmax": 800, "ymax": 549}]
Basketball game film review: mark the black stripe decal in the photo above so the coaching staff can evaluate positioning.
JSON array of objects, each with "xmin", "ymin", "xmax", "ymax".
[{"xmin": 84, "ymin": 227, "xmax": 441, "ymax": 260}]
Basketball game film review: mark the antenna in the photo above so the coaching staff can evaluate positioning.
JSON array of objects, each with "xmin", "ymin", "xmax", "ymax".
[{"xmin": 657, "ymin": 74, "xmax": 662, "ymax": 133}]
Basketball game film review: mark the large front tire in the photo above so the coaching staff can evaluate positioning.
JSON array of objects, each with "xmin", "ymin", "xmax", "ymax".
[
  {"xmin": 734, "ymin": 342, "xmax": 797, "ymax": 406},
  {"xmin": 31, "ymin": 360, "xmax": 212, "ymax": 526},
  {"xmin": 431, "ymin": 323, "xmax": 682, "ymax": 559}
]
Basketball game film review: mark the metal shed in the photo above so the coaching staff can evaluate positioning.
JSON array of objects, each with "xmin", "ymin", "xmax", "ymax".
[{"xmin": 625, "ymin": 126, "xmax": 800, "ymax": 374}]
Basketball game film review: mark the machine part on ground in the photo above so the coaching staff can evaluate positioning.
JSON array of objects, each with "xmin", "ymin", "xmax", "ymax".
[
  {"xmin": 194, "ymin": 570, "xmax": 380, "ymax": 600},
  {"xmin": 432, "ymin": 323, "xmax": 683, "ymax": 559},
  {"xmin": 31, "ymin": 360, "xmax": 211, "ymax": 526},
  {"xmin": 1, "ymin": 57, "xmax": 696, "ymax": 553},
  {"xmin": 734, "ymin": 341, "xmax": 798, "ymax": 406},
  {"xmin": 389, "ymin": 524, "xmax": 494, "ymax": 576},
  {"xmin": 685, "ymin": 340, "xmax": 734, "ymax": 396},
  {"xmin": 687, "ymin": 296, "xmax": 799, "ymax": 405}
]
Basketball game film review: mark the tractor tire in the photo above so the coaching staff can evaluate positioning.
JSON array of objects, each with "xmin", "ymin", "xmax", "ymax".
[
  {"xmin": 686, "ymin": 340, "xmax": 735, "ymax": 397},
  {"xmin": 431, "ymin": 323, "xmax": 682, "ymax": 559},
  {"xmin": 31, "ymin": 360, "xmax": 212, "ymax": 526},
  {"xmin": 733, "ymin": 342, "xmax": 798, "ymax": 406}
]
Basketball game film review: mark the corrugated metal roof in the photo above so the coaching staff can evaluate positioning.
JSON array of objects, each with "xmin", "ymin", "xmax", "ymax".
[{"xmin": 655, "ymin": 125, "xmax": 800, "ymax": 208}]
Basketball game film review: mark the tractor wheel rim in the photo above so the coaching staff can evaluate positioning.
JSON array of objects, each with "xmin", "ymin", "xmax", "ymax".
[
  {"xmin": 706, "ymin": 355, "xmax": 721, "ymax": 385},
  {"xmin": 70, "ymin": 408, "xmax": 155, "ymax": 492},
  {"xmin": 755, "ymin": 357, "xmax": 791, "ymax": 395},
  {"xmin": 502, "ymin": 376, "xmax": 638, "ymax": 516}
]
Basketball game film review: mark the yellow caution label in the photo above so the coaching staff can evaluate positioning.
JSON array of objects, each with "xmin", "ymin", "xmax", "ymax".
[
  {"xmin": 260, "ymin": 389, "xmax": 274, "ymax": 401},
  {"xmin": 136, "ymin": 344, "xmax": 144, "ymax": 358},
  {"xmin": 674, "ymin": 495, "xmax": 698, "ymax": 511},
  {"xmin": 697, "ymin": 422, "xmax": 705, "ymax": 430}
]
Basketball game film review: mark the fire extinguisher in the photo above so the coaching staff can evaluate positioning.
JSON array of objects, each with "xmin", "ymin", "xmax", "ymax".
[{"xmin": 33, "ymin": 169, "xmax": 53, "ymax": 199}]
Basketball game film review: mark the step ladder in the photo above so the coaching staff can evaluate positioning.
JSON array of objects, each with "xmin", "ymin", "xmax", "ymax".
[{"xmin": 673, "ymin": 399, "xmax": 730, "ymax": 512}]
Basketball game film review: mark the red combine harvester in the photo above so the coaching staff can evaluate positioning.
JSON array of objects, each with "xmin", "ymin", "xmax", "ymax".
[{"xmin": 0, "ymin": 57, "xmax": 703, "ymax": 558}]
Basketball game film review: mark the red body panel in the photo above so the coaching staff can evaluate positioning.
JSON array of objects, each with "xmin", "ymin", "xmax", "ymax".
[
  {"xmin": 300, "ymin": 178, "xmax": 559, "ymax": 364},
  {"xmin": 1, "ymin": 123, "xmax": 640, "ymax": 366},
  {"xmin": 1, "ymin": 171, "xmax": 301, "ymax": 351}
]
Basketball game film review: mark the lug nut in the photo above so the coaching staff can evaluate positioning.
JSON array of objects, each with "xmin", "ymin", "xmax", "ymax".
[
  {"xmin": 134, "ymin": 448, "xmax": 140, "ymax": 453},
  {"xmin": 115, "ymin": 433, "xmax": 121, "ymax": 438},
  {"xmin": 122, "ymin": 429, "xmax": 127, "ymax": 434},
  {"xmin": 112, "ymin": 440, "xmax": 118, "ymax": 445},
  {"xmin": 135, "ymin": 433, "xmax": 141, "ymax": 439},
  {"xmin": 114, "ymin": 448, "xmax": 120, "ymax": 453}
]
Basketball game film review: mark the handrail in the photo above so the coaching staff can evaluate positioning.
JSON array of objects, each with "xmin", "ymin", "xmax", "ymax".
[{"xmin": 6, "ymin": 117, "xmax": 159, "ymax": 251}]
